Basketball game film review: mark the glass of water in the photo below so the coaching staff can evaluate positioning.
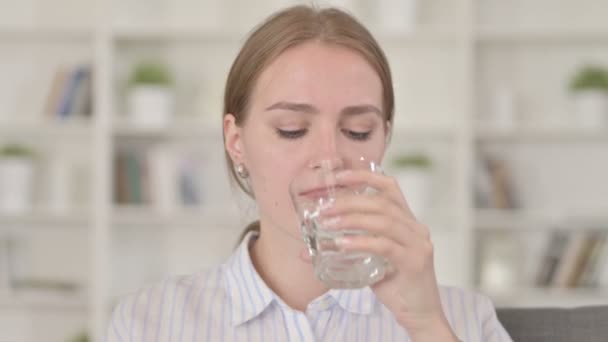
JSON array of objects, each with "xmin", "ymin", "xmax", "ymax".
[{"xmin": 289, "ymin": 157, "xmax": 387, "ymax": 289}]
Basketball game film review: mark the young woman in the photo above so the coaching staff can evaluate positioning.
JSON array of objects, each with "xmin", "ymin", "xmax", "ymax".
[{"xmin": 107, "ymin": 5, "xmax": 512, "ymax": 341}]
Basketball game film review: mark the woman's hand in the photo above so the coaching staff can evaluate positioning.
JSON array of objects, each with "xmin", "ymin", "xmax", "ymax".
[{"xmin": 317, "ymin": 169, "xmax": 458, "ymax": 341}]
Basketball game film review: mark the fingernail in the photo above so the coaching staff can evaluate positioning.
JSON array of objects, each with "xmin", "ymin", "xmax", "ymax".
[
  {"xmin": 335, "ymin": 236, "xmax": 352, "ymax": 246},
  {"xmin": 318, "ymin": 198, "xmax": 335, "ymax": 211},
  {"xmin": 321, "ymin": 216, "xmax": 340, "ymax": 228}
]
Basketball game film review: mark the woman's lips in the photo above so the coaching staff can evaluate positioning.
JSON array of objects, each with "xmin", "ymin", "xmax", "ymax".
[{"xmin": 300, "ymin": 185, "xmax": 345, "ymax": 199}]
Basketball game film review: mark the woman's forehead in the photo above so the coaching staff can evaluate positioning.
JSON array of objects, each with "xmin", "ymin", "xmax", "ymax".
[{"xmin": 250, "ymin": 41, "xmax": 383, "ymax": 112}]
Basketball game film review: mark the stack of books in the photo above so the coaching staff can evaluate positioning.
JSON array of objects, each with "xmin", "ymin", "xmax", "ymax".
[
  {"xmin": 43, "ymin": 64, "xmax": 93, "ymax": 120},
  {"xmin": 113, "ymin": 147, "xmax": 203, "ymax": 210}
]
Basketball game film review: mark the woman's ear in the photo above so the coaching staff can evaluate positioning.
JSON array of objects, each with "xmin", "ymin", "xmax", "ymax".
[{"xmin": 224, "ymin": 114, "xmax": 245, "ymax": 164}]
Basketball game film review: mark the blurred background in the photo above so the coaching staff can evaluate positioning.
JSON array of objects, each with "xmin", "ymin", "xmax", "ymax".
[{"xmin": 1, "ymin": 0, "xmax": 608, "ymax": 341}]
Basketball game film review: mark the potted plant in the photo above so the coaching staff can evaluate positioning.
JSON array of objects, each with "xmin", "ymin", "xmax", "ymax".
[
  {"xmin": 390, "ymin": 152, "xmax": 433, "ymax": 216},
  {"xmin": 127, "ymin": 60, "xmax": 174, "ymax": 130},
  {"xmin": 0, "ymin": 144, "xmax": 36, "ymax": 214},
  {"xmin": 68, "ymin": 331, "xmax": 89, "ymax": 342},
  {"xmin": 569, "ymin": 65, "xmax": 608, "ymax": 129}
]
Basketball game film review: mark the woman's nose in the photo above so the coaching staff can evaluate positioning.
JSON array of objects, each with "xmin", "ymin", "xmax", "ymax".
[{"xmin": 308, "ymin": 129, "xmax": 345, "ymax": 170}]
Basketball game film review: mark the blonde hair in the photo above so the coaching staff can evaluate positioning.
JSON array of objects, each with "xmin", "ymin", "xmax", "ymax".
[{"xmin": 223, "ymin": 5, "xmax": 394, "ymax": 240}]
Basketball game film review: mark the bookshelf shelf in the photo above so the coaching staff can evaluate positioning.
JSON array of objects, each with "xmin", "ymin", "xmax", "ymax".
[
  {"xmin": 482, "ymin": 287, "xmax": 608, "ymax": 308},
  {"xmin": 0, "ymin": 120, "xmax": 93, "ymax": 140},
  {"xmin": 0, "ymin": 210, "xmax": 89, "ymax": 230},
  {"xmin": 110, "ymin": 26, "xmax": 462, "ymax": 46},
  {"xmin": 476, "ymin": 27, "xmax": 608, "ymax": 44},
  {"xmin": 0, "ymin": 291, "xmax": 87, "ymax": 311},
  {"xmin": 374, "ymin": 30, "xmax": 462, "ymax": 45},
  {"xmin": 474, "ymin": 124, "xmax": 608, "ymax": 142},
  {"xmin": 112, "ymin": 121, "xmax": 222, "ymax": 141},
  {"xmin": 111, "ymin": 205, "xmax": 245, "ymax": 228},
  {"xmin": 0, "ymin": 27, "xmax": 93, "ymax": 42},
  {"xmin": 111, "ymin": 26, "xmax": 245, "ymax": 43},
  {"xmin": 475, "ymin": 209, "xmax": 608, "ymax": 231}
]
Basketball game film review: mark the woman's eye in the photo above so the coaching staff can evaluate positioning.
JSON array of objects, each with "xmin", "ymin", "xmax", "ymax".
[
  {"xmin": 276, "ymin": 128, "xmax": 307, "ymax": 139},
  {"xmin": 343, "ymin": 129, "xmax": 371, "ymax": 141}
]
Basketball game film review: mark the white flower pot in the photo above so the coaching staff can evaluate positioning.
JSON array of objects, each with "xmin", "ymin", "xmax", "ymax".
[
  {"xmin": 394, "ymin": 168, "xmax": 431, "ymax": 217},
  {"xmin": 127, "ymin": 86, "xmax": 174, "ymax": 130},
  {"xmin": 572, "ymin": 90, "xmax": 608, "ymax": 129},
  {"xmin": 0, "ymin": 158, "xmax": 35, "ymax": 214},
  {"xmin": 376, "ymin": 0, "xmax": 418, "ymax": 33}
]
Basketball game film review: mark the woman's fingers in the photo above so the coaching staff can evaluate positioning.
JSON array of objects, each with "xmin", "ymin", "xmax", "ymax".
[
  {"xmin": 336, "ymin": 233, "xmax": 435, "ymax": 275},
  {"xmin": 337, "ymin": 169, "xmax": 416, "ymax": 218},
  {"xmin": 321, "ymin": 193, "xmax": 421, "ymax": 234},
  {"xmin": 321, "ymin": 211, "xmax": 410, "ymax": 247}
]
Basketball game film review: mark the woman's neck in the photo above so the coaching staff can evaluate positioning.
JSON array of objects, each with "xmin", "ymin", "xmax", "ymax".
[{"xmin": 249, "ymin": 220, "xmax": 328, "ymax": 311}]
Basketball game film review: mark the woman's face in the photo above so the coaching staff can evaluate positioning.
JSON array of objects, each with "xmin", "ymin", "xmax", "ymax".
[{"xmin": 225, "ymin": 41, "xmax": 388, "ymax": 238}]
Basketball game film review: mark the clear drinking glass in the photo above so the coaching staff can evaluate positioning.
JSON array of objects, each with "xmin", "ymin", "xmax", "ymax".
[{"xmin": 289, "ymin": 157, "xmax": 387, "ymax": 289}]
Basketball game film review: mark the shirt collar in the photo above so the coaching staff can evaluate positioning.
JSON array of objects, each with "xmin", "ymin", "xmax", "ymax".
[
  {"xmin": 222, "ymin": 231, "xmax": 378, "ymax": 326},
  {"xmin": 327, "ymin": 287, "xmax": 378, "ymax": 315},
  {"xmin": 222, "ymin": 231, "xmax": 275, "ymax": 326}
]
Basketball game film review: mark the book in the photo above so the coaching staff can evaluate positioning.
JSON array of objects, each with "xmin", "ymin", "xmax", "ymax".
[
  {"xmin": 593, "ymin": 233, "xmax": 608, "ymax": 288},
  {"xmin": 57, "ymin": 66, "xmax": 87, "ymax": 118},
  {"xmin": 535, "ymin": 231, "xmax": 569, "ymax": 287},
  {"xmin": 147, "ymin": 146, "xmax": 178, "ymax": 213},
  {"xmin": 178, "ymin": 157, "xmax": 202, "ymax": 206},
  {"xmin": 113, "ymin": 153, "xmax": 129, "ymax": 204},
  {"xmin": 475, "ymin": 153, "xmax": 518, "ymax": 209},
  {"xmin": 552, "ymin": 231, "xmax": 594, "ymax": 288},
  {"xmin": 67, "ymin": 65, "xmax": 93, "ymax": 117},
  {"xmin": 126, "ymin": 151, "xmax": 143, "ymax": 204},
  {"xmin": 42, "ymin": 66, "xmax": 69, "ymax": 116},
  {"xmin": 486, "ymin": 157, "xmax": 518, "ymax": 209},
  {"xmin": 579, "ymin": 233, "xmax": 607, "ymax": 287},
  {"xmin": 570, "ymin": 232, "xmax": 605, "ymax": 287},
  {"xmin": 473, "ymin": 156, "xmax": 493, "ymax": 208}
]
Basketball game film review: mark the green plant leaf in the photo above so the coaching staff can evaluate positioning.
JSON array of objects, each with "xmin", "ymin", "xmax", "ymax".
[
  {"xmin": 129, "ymin": 61, "xmax": 173, "ymax": 86},
  {"xmin": 569, "ymin": 65, "xmax": 608, "ymax": 92},
  {"xmin": 0, "ymin": 144, "xmax": 34, "ymax": 157},
  {"xmin": 391, "ymin": 153, "xmax": 432, "ymax": 169}
]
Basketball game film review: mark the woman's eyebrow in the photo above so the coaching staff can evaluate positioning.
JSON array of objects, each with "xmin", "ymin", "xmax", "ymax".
[
  {"xmin": 265, "ymin": 102, "xmax": 382, "ymax": 117},
  {"xmin": 340, "ymin": 104, "xmax": 382, "ymax": 117},
  {"xmin": 265, "ymin": 101, "xmax": 319, "ymax": 114}
]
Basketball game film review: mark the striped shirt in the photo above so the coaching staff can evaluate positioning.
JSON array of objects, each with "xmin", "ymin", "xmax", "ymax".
[{"xmin": 106, "ymin": 232, "xmax": 513, "ymax": 341}]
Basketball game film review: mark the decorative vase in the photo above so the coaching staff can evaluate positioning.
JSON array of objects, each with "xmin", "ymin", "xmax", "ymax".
[
  {"xmin": 394, "ymin": 167, "xmax": 431, "ymax": 217},
  {"xmin": 127, "ymin": 85, "xmax": 174, "ymax": 130},
  {"xmin": 572, "ymin": 90, "xmax": 608, "ymax": 129}
]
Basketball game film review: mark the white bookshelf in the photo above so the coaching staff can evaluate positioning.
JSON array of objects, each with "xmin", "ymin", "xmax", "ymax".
[{"xmin": 1, "ymin": 0, "xmax": 608, "ymax": 341}]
